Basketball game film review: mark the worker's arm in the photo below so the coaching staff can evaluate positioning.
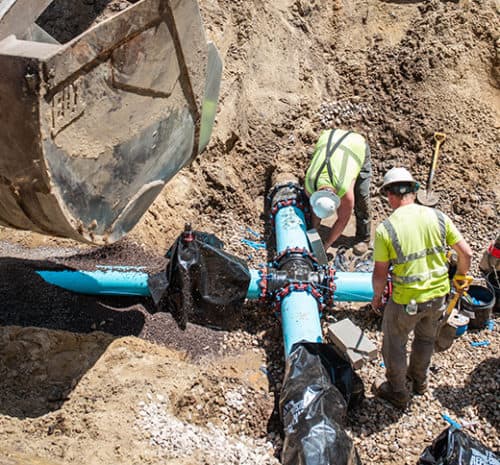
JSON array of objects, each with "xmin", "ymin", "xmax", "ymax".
[
  {"xmin": 371, "ymin": 260, "xmax": 390, "ymax": 312},
  {"xmin": 305, "ymin": 189, "xmax": 321, "ymax": 229},
  {"xmin": 324, "ymin": 182, "xmax": 355, "ymax": 248},
  {"xmin": 451, "ymin": 238, "xmax": 473, "ymax": 279},
  {"xmin": 310, "ymin": 210, "xmax": 321, "ymax": 229}
]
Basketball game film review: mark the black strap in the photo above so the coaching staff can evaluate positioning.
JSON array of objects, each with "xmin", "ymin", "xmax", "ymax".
[{"xmin": 313, "ymin": 130, "xmax": 353, "ymax": 191}]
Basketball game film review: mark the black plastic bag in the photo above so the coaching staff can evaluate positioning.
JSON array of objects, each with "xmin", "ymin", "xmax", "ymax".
[
  {"xmin": 159, "ymin": 229, "xmax": 251, "ymax": 329},
  {"xmin": 280, "ymin": 343, "xmax": 363, "ymax": 465},
  {"xmin": 418, "ymin": 427, "xmax": 500, "ymax": 465}
]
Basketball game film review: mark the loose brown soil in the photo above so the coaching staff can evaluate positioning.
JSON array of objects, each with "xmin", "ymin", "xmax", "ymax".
[{"xmin": 0, "ymin": 0, "xmax": 499, "ymax": 464}]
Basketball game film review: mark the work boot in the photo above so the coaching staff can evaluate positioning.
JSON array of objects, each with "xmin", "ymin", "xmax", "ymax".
[
  {"xmin": 353, "ymin": 241, "xmax": 369, "ymax": 256},
  {"xmin": 353, "ymin": 238, "xmax": 373, "ymax": 257},
  {"xmin": 407, "ymin": 374, "xmax": 428, "ymax": 395},
  {"xmin": 412, "ymin": 380, "xmax": 428, "ymax": 395},
  {"xmin": 372, "ymin": 380, "xmax": 409, "ymax": 410}
]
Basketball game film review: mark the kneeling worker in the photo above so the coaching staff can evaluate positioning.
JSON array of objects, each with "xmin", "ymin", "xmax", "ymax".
[
  {"xmin": 371, "ymin": 167, "xmax": 472, "ymax": 409},
  {"xmin": 305, "ymin": 128, "xmax": 372, "ymax": 250}
]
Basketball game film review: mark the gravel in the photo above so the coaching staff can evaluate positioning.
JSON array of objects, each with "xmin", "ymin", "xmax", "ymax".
[
  {"xmin": 327, "ymin": 302, "xmax": 500, "ymax": 463},
  {"xmin": 136, "ymin": 394, "xmax": 280, "ymax": 465}
]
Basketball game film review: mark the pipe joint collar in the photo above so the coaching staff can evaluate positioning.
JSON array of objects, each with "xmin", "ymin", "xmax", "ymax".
[
  {"xmin": 268, "ymin": 183, "xmax": 309, "ymax": 222},
  {"xmin": 273, "ymin": 246, "xmax": 318, "ymax": 271},
  {"xmin": 268, "ymin": 182, "xmax": 302, "ymax": 207}
]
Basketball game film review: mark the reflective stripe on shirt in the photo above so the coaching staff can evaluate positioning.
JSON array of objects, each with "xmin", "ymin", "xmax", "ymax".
[{"xmin": 383, "ymin": 209, "xmax": 447, "ymax": 283}]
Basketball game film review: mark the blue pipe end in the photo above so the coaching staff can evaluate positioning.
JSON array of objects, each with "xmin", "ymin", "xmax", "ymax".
[{"xmin": 37, "ymin": 268, "xmax": 151, "ymax": 296}]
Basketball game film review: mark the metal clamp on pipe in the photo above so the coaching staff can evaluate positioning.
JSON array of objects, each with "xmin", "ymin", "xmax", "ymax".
[
  {"xmin": 268, "ymin": 182, "xmax": 310, "ymax": 227},
  {"xmin": 268, "ymin": 181, "xmax": 304, "ymax": 209},
  {"xmin": 263, "ymin": 269, "xmax": 332, "ymax": 293},
  {"xmin": 273, "ymin": 282, "xmax": 325, "ymax": 314},
  {"xmin": 273, "ymin": 246, "xmax": 318, "ymax": 273}
]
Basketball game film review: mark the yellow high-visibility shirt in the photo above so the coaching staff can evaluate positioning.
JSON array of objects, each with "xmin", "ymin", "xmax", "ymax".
[
  {"xmin": 305, "ymin": 129, "xmax": 367, "ymax": 197},
  {"xmin": 374, "ymin": 203, "xmax": 462, "ymax": 304}
]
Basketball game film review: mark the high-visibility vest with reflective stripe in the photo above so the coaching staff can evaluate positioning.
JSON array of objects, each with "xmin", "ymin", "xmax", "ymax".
[
  {"xmin": 305, "ymin": 129, "xmax": 367, "ymax": 197},
  {"xmin": 381, "ymin": 204, "xmax": 453, "ymax": 304}
]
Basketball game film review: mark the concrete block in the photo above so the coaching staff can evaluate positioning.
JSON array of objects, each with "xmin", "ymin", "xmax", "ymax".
[
  {"xmin": 327, "ymin": 318, "xmax": 377, "ymax": 369},
  {"xmin": 306, "ymin": 228, "xmax": 328, "ymax": 265}
]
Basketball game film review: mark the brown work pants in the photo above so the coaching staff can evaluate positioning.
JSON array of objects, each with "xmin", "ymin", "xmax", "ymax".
[
  {"xmin": 354, "ymin": 146, "xmax": 371, "ymax": 240},
  {"xmin": 382, "ymin": 295, "xmax": 446, "ymax": 394}
]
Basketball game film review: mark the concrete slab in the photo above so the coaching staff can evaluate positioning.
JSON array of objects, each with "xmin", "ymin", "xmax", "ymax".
[{"xmin": 327, "ymin": 318, "xmax": 377, "ymax": 369}]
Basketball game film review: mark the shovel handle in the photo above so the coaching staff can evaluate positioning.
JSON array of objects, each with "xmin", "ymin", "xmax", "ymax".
[
  {"xmin": 444, "ymin": 275, "xmax": 473, "ymax": 319},
  {"xmin": 426, "ymin": 132, "xmax": 447, "ymax": 191},
  {"xmin": 452, "ymin": 274, "xmax": 473, "ymax": 292},
  {"xmin": 434, "ymin": 132, "xmax": 447, "ymax": 144}
]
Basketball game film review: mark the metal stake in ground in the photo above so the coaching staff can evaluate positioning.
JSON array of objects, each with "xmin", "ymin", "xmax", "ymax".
[{"xmin": 417, "ymin": 132, "xmax": 447, "ymax": 207}]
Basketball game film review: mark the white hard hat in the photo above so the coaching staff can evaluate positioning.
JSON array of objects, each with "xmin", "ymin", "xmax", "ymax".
[
  {"xmin": 381, "ymin": 167, "xmax": 418, "ymax": 193},
  {"xmin": 310, "ymin": 190, "xmax": 340, "ymax": 219}
]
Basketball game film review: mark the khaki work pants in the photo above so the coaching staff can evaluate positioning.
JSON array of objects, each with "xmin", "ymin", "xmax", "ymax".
[{"xmin": 381, "ymin": 295, "xmax": 446, "ymax": 394}]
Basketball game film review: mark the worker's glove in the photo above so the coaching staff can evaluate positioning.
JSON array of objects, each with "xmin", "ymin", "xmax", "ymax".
[{"xmin": 452, "ymin": 274, "xmax": 473, "ymax": 292}]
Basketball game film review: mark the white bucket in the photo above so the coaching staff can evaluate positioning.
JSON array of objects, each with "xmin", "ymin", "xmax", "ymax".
[{"xmin": 447, "ymin": 309, "xmax": 469, "ymax": 336}]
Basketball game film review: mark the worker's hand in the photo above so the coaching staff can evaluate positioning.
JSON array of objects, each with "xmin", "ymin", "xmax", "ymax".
[
  {"xmin": 452, "ymin": 274, "xmax": 473, "ymax": 292},
  {"xmin": 371, "ymin": 294, "xmax": 383, "ymax": 316}
]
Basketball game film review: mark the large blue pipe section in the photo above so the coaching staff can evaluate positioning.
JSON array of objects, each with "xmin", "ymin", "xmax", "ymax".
[
  {"xmin": 36, "ymin": 195, "xmax": 373, "ymax": 357},
  {"xmin": 37, "ymin": 267, "xmax": 150, "ymax": 296},
  {"xmin": 38, "ymin": 267, "xmax": 374, "ymax": 302},
  {"xmin": 280, "ymin": 290, "xmax": 323, "ymax": 356},
  {"xmin": 273, "ymin": 205, "xmax": 324, "ymax": 356},
  {"xmin": 275, "ymin": 206, "xmax": 309, "ymax": 253},
  {"xmin": 333, "ymin": 272, "xmax": 373, "ymax": 302}
]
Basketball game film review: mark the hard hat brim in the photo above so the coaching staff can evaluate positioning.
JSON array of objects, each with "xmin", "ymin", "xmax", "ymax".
[
  {"xmin": 380, "ymin": 181, "xmax": 419, "ymax": 194},
  {"xmin": 310, "ymin": 190, "xmax": 340, "ymax": 218}
]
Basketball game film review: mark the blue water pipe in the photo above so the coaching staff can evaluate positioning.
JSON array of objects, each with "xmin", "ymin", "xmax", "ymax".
[
  {"xmin": 281, "ymin": 291, "xmax": 323, "ymax": 355},
  {"xmin": 275, "ymin": 206, "xmax": 309, "ymax": 254},
  {"xmin": 37, "ymin": 184, "xmax": 374, "ymax": 357},
  {"xmin": 36, "ymin": 267, "xmax": 372, "ymax": 355},
  {"xmin": 330, "ymin": 271, "xmax": 373, "ymax": 302},
  {"xmin": 33, "ymin": 208, "xmax": 332, "ymax": 355},
  {"xmin": 247, "ymin": 269, "xmax": 263, "ymax": 299},
  {"xmin": 37, "ymin": 267, "xmax": 150, "ymax": 296},
  {"xmin": 247, "ymin": 270, "xmax": 373, "ymax": 303},
  {"xmin": 38, "ymin": 267, "xmax": 374, "ymax": 302},
  {"xmin": 273, "ymin": 204, "xmax": 324, "ymax": 356}
]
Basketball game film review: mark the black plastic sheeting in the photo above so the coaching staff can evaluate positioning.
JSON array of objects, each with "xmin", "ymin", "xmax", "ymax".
[
  {"xmin": 418, "ymin": 427, "xmax": 499, "ymax": 465},
  {"xmin": 280, "ymin": 343, "xmax": 364, "ymax": 465},
  {"xmin": 159, "ymin": 230, "xmax": 251, "ymax": 329}
]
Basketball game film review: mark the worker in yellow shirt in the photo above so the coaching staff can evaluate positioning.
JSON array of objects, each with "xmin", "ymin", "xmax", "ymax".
[
  {"xmin": 305, "ymin": 128, "xmax": 371, "ymax": 251},
  {"xmin": 371, "ymin": 167, "xmax": 472, "ymax": 409}
]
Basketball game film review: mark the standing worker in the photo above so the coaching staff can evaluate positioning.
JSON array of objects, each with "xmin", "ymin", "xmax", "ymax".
[
  {"xmin": 371, "ymin": 167, "xmax": 472, "ymax": 409},
  {"xmin": 305, "ymin": 128, "xmax": 372, "ymax": 251}
]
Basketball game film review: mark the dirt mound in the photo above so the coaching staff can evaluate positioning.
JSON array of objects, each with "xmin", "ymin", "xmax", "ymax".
[
  {"xmin": 0, "ymin": 334, "xmax": 276, "ymax": 464},
  {"xmin": 127, "ymin": 0, "xmax": 499, "ymax": 267},
  {"xmin": 0, "ymin": 1, "xmax": 499, "ymax": 464}
]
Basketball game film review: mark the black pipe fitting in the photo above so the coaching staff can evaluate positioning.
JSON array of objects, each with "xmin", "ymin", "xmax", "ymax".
[
  {"xmin": 265, "ymin": 270, "xmax": 326, "ymax": 293},
  {"xmin": 268, "ymin": 182, "xmax": 304, "ymax": 210}
]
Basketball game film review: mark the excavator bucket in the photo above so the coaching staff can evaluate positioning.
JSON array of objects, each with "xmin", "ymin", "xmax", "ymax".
[{"xmin": 0, "ymin": 0, "xmax": 221, "ymax": 244}]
